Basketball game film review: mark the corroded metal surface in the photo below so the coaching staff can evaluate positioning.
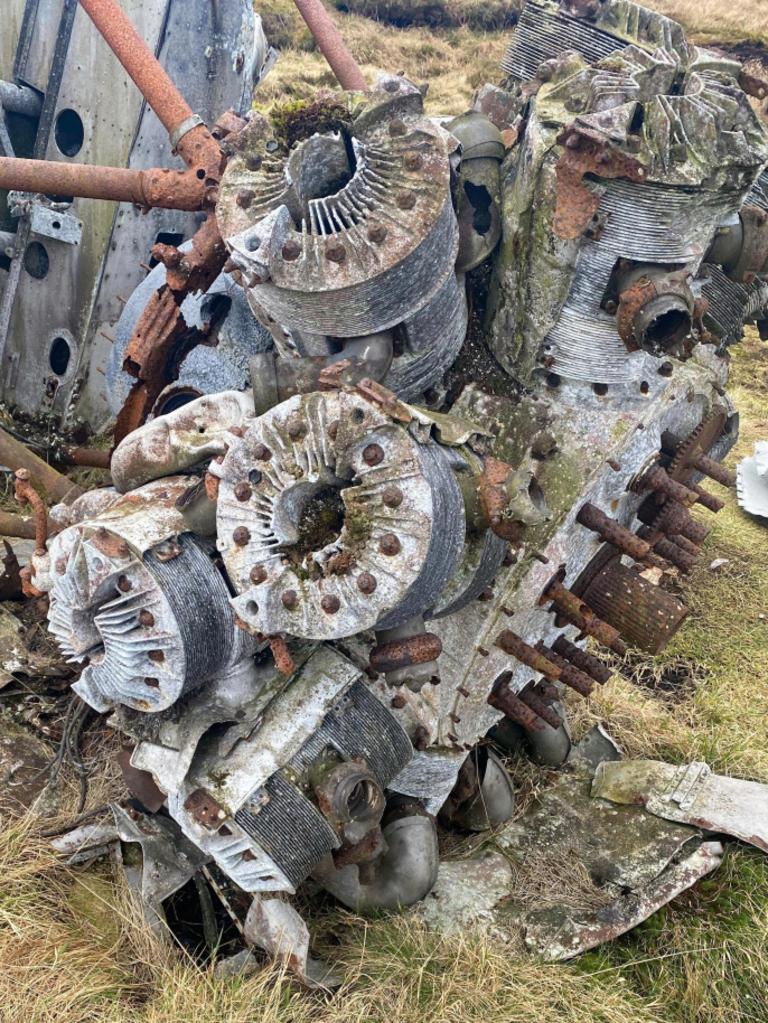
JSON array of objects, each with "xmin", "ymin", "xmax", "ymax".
[{"xmin": 5, "ymin": 0, "xmax": 767, "ymax": 978}]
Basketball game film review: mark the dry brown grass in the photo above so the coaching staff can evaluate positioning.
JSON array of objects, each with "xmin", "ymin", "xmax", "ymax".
[{"xmin": 645, "ymin": 0, "xmax": 768, "ymax": 48}]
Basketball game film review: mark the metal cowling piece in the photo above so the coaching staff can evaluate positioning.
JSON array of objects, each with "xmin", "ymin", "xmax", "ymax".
[
  {"xmin": 575, "ymin": 554, "xmax": 689, "ymax": 656},
  {"xmin": 46, "ymin": 480, "xmax": 255, "ymax": 714},
  {"xmin": 217, "ymin": 389, "xmax": 465, "ymax": 642}
]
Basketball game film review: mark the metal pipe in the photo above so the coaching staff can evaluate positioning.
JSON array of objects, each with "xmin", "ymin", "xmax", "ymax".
[
  {"xmin": 0, "ymin": 80, "xmax": 43, "ymax": 118},
  {"xmin": 63, "ymin": 447, "xmax": 111, "ymax": 470},
  {"xmin": 0, "ymin": 157, "xmax": 209, "ymax": 211},
  {"xmin": 77, "ymin": 0, "xmax": 222, "ymax": 172},
  {"xmin": 14, "ymin": 470, "xmax": 48, "ymax": 554},
  {"xmin": 0, "ymin": 510, "xmax": 46, "ymax": 541},
  {"xmin": 292, "ymin": 0, "xmax": 367, "ymax": 91},
  {"xmin": 0, "ymin": 425, "xmax": 82, "ymax": 503}
]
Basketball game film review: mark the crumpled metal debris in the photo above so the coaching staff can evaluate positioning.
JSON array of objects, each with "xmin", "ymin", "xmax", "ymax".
[
  {"xmin": 737, "ymin": 441, "xmax": 768, "ymax": 520},
  {"xmin": 418, "ymin": 728, "xmax": 726, "ymax": 960},
  {"xmin": 244, "ymin": 896, "xmax": 341, "ymax": 991},
  {"xmin": 593, "ymin": 759, "xmax": 768, "ymax": 855}
]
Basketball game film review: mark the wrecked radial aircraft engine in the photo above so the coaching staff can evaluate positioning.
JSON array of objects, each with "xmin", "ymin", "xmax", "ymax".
[{"xmin": 1, "ymin": 0, "xmax": 766, "ymax": 983}]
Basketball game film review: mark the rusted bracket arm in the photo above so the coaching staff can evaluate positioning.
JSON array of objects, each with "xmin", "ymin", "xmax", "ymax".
[
  {"xmin": 293, "ymin": 0, "xmax": 367, "ymax": 91},
  {"xmin": 0, "ymin": 157, "xmax": 210, "ymax": 211},
  {"xmin": 77, "ymin": 0, "xmax": 223, "ymax": 176}
]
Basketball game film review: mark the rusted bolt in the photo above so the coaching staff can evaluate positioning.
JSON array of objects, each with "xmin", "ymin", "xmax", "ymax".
[
  {"xmin": 250, "ymin": 565, "xmax": 267, "ymax": 585},
  {"xmin": 658, "ymin": 361, "xmax": 674, "ymax": 377},
  {"xmin": 605, "ymin": 300, "xmax": 618, "ymax": 315},
  {"xmin": 391, "ymin": 693, "xmax": 407, "ymax": 709},
  {"xmin": 117, "ymin": 575, "xmax": 132, "ymax": 593},
  {"xmin": 379, "ymin": 533, "xmax": 401, "ymax": 556},
  {"xmin": 328, "ymin": 421, "xmax": 340, "ymax": 441},
  {"xmin": 326, "ymin": 242, "xmax": 347, "ymax": 264},
  {"xmin": 246, "ymin": 154, "xmax": 262, "ymax": 171},
  {"xmin": 413, "ymin": 725, "xmax": 430, "ymax": 751},
  {"xmin": 149, "ymin": 650, "xmax": 165, "ymax": 663},
  {"xmin": 139, "ymin": 610, "xmax": 155, "ymax": 628},
  {"xmin": 478, "ymin": 588, "xmax": 494, "ymax": 602},
  {"xmin": 367, "ymin": 223, "xmax": 387, "ymax": 244},
  {"xmin": 382, "ymin": 485, "xmax": 403, "ymax": 508},
  {"xmin": 144, "ymin": 677, "xmax": 160, "ymax": 689},
  {"xmin": 321, "ymin": 594, "xmax": 341, "ymax": 614},
  {"xmin": 370, "ymin": 633, "xmax": 442, "ymax": 673},
  {"xmin": 357, "ymin": 572, "xmax": 377, "ymax": 594},
  {"xmin": 281, "ymin": 240, "xmax": 301, "ymax": 261},
  {"xmin": 282, "ymin": 589, "xmax": 298, "ymax": 610},
  {"xmin": 389, "ymin": 119, "xmax": 407, "ymax": 137},
  {"xmin": 404, "ymin": 152, "xmax": 423, "ymax": 171},
  {"xmin": 363, "ymin": 443, "xmax": 384, "ymax": 466},
  {"xmin": 234, "ymin": 482, "xmax": 252, "ymax": 502},
  {"xmin": 233, "ymin": 526, "xmax": 251, "ymax": 547},
  {"xmin": 281, "ymin": 419, "xmax": 307, "ymax": 445},
  {"xmin": 253, "ymin": 443, "xmax": 272, "ymax": 461},
  {"xmin": 236, "ymin": 188, "xmax": 255, "ymax": 209},
  {"xmin": 397, "ymin": 190, "xmax": 416, "ymax": 210}
]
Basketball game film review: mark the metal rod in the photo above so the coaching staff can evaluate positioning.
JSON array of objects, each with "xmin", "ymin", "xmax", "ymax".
[
  {"xmin": 0, "ymin": 510, "xmax": 46, "ymax": 541},
  {"xmin": 63, "ymin": 446, "xmax": 111, "ymax": 470},
  {"xmin": 0, "ymin": 157, "xmax": 208, "ymax": 211},
  {"xmin": 292, "ymin": 0, "xmax": 368, "ymax": 91},
  {"xmin": 76, "ymin": 0, "xmax": 222, "ymax": 171},
  {"xmin": 0, "ymin": 425, "xmax": 82, "ymax": 503},
  {"xmin": 0, "ymin": 80, "xmax": 43, "ymax": 118}
]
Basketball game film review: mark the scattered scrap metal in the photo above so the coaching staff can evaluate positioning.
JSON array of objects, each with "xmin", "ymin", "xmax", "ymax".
[{"xmin": 1, "ymin": 0, "xmax": 768, "ymax": 988}]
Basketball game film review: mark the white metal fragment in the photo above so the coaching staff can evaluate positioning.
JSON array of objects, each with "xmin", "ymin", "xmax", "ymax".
[{"xmin": 593, "ymin": 760, "xmax": 768, "ymax": 854}]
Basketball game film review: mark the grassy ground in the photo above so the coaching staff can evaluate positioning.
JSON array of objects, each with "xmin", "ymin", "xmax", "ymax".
[{"xmin": 2, "ymin": 3, "xmax": 768, "ymax": 1021}]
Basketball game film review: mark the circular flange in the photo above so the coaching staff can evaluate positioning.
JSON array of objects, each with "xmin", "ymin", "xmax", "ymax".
[
  {"xmin": 217, "ymin": 390, "xmax": 465, "ymax": 641},
  {"xmin": 664, "ymin": 411, "xmax": 728, "ymax": 483}
]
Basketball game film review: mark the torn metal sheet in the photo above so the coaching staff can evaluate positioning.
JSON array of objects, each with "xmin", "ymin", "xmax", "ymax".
[
  {"xmin": 524, "ymin": 840, "xmax": 723, "ymax": 961},
  {"xmin": 244, "ymin": 896, "xmax": 341, "ymax": 991},
  {"xmin": 110, "ymin": 803, "xmax": 209, "ymax": 934},
  {"xmin": 593, "ymin": 759, "xmax": 768, "ymax": 854},
  {"xmin": 737, "ymin": 441, "xmax": 768, "ymax": 520}
]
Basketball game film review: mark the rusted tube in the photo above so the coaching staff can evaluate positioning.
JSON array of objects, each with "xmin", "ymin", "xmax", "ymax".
[
  {"xmin": 495, "ymin": 630, "xmax": 561, "ymax": 680},
  {"xmin": 0, "ymin": 425, "xmax": 82, "ymax": 504},
  {"xmin": 518, "ymin": 685, "xmax": 562, "ymax": 730},
  {"xmin": 691, "ymin": 484, "xmax": 725, "ymax": 513},
  {"xmin": 544, "ymin": 579, "xmax": 627, "ymax": 657},
  {"xmin": 63, "ymin": 447, "xmax": 112, "ymax": 470},
  {"xmin": 539, "ymin": 645, "xmax": 594, "ymax": 697},
  {"xmin": 642, "ymin": 466, "xmax": 699, "ymax": 507},
  {"xmin": 692, "ymin": 453, "xmax": 737, "ymax": 489},
  {"xmin": 14, "ymin": 471, "xmax": 48, "ymax": 555},
  {"xmin": 293, "ymin": 0, "xmax": 367, "ymax": 91},
  {"xmin": 552, "ymin": 636, "xmax": 612, "ymax": 685},
  {"xmin": 0, "ymin": 510, "xmax": 45, "ymax": 541},
  {"xmin": 77, "ymin": 0, "xmax": 222, "ymax": 172},
  {"xmin": 577, "ymin": 502, "xmax": 652, "ymax": 562},
  {"xmin": 0, "ymin": 157, "xmax": 209, "ymax": 211},
  {"xmin": 488, "ymin": 680, "xmax": 545, "ymax": 732}
]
